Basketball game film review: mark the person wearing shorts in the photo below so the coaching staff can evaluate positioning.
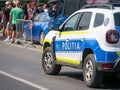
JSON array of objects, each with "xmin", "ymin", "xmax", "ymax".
[
  {"xmin": 5, "ymin": 22, "xmax": 13, "ymax": 40},
  {"xmin": 10, "ymin": 1, "xmax": 24, "ymax": 43},
  {"xmin": 4, "ymin": 3, "xmax": 13, "ymax": 41},
  {"xmin": 3, "ymin": 2, "xmax": 12, "ymax": 39},
  {"xmin": 12, "ymin": 24, "xmax": 16, "ymax": 31}
]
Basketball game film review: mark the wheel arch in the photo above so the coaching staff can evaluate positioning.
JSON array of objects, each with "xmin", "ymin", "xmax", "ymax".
[
  {"xmin": 43, "ymin": 42, "xmax": 51, "ymax": 52},
  {"xmin": 42, "ymin": 36, "xmax": 56, "ymax": 53},
  {"xmin": 81, "ymin": 48, "xmax": 94, "ymax": 68}
]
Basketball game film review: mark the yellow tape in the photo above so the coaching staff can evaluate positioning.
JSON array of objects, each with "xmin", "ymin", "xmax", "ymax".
[
  {"xmin": 57, "ymin": 57, "xmax": 80, "ymax": 65},
  {"xmin": 43, "ymin": 39, "xmax": 51, "ymax": 44},
  {"xmin": 42, "ymin": 39, "xmax": 51, "ymax": 53},
  {"xmin": 57, "ymin": 31, "xmax": 89, "ymax": 35}
]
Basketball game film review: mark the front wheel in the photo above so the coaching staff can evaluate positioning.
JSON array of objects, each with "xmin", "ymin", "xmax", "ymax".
[
  {"xmin": 83, "ymin": 54, "xmax": 103, "ymax": 88},
  {"xmin": 42, "ymin": 47, "xmax": 62, "ymax": 75}
]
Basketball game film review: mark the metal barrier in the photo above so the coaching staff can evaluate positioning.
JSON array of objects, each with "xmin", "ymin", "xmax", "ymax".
[{"xmin": 12, "ymin": 19, "xmax": 35, "ymax": 48}]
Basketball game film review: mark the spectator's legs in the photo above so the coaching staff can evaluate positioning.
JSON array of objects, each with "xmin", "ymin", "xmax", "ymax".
[
  {"xmin": 4, "ymin": 28, "xmax": 9, "ymax": 41},
  {"xmin": 4, "ymin": 22, "xmax": 11, "ymax": 41},
  {"xmin": 2, "ymin": 25, "xmax": 5, "ymax": 38},
  {"xmin": 11, "ymin": 24, "xmax": 16, "ymax": 43},
  {"xmin": 12, "ymin": 30, "xmax": 15, "ymax": 42},
  {"xmin": 3, "ymin": 20, "xmax": 8, "ymax": 38}
]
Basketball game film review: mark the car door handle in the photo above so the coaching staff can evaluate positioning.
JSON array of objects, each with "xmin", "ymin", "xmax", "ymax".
[
  {"xmin": 81, "ymin": 38, "xmax": 85, "ymax": 41},
  {"xmin": 66, "ymin": 39, "xmax": 69, "ymax": 42}
]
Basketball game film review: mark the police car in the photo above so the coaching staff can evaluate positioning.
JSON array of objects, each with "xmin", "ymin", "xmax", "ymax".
[{"xmin": 42, "ymin": 1, "xmax": 120, "ymax": 88}]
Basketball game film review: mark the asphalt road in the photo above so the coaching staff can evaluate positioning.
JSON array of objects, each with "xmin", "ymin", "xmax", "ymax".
[{"xmin": 0, "ymin": 38, "xmax": 120, "ymax": 90}]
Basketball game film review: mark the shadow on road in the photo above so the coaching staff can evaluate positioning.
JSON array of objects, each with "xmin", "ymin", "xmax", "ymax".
[
  {"xmin": 59, "ymin": 71, "xmax": 120, "ymax": 90},
  {"xmin": 59, "ymin": 71, "xmax": 83, "ymax": 81},
  {"xmin": 101, "ymin": 74, "xmax": 120, "ymax": 89}
]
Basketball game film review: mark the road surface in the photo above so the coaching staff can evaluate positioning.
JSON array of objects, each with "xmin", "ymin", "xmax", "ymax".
[{"xmin": 0, "ymin": 39, "xmax": 120, "ymax": 90}]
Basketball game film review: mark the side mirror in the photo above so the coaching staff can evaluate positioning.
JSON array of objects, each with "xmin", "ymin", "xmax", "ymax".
[
  {"xmin": 59, "ymin": 25, "xmax": 63, "ymax": 32},
  {"xmin": 51, "ymin": 24, "xmax": 60, "ymax": 31}
]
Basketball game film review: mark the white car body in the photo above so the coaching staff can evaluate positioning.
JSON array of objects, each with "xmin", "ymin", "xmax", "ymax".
[{"xmin": 42, "ymin": 4, "xmax": 120, "ymax": 87}]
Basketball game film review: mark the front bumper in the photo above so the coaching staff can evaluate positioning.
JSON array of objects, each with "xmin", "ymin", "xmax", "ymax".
[{"xmin": 97, "ymin": 57, "xmax": 120, "ymax": 73}]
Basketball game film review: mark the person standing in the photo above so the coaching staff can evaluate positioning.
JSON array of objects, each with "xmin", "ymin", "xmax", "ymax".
[
  {"xmin": 48, "ymin": 1, "xmax": 57, "ymax": 18},
  {"xmin": 10, "ymin": 1, "xmax": 24, "ymax": 43},
  {"xmin": 4, "ymin": 3, "xmax": 13, "ymax": 41},
  {"xmin": 21, "ymin": 3, "xmax": 28, "ymax": 20},
  {"xmin": 0, "ymin": 7, "xmax": 5, "ymax": 38},
  {"xmin": 37, "ymin": 3, "xmax": 44, "ymax": 13},
  {"xmin": 29, "ymin": 1, "xmax": 37, "ymax": 20},
  {"xmin": 2, "ymin": 1, "xmax": 11, "ymax": 38},
  {"xmin": 43, "ymin": 4, "xmax": 49, "ymax": 13}
]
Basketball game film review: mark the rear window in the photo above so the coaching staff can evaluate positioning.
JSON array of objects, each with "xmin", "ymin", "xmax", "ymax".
[{"xmin": 114, "ymin": 12, "xmax": 120, "ymax": 27}]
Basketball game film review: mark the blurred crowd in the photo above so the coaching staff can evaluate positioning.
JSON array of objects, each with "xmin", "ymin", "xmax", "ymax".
[{"xmin": 0, "ymin": 0, "xmax": 57, "ymax": 43}]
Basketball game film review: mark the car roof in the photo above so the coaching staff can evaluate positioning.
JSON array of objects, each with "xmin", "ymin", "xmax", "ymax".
[
  {"xmin": 75, "ymin": 6, "xmax": 120, "ymax": 14},
  {"xmin": 82, "ymin": 3, "xmax": 120, "ymax": 10},
  {"xmin": 66, "ymin": 7, "xmax": 120, "ymax": 21},
  {"xmin": 82, "ymin": 3, "xmax": 113, "ymax": 9},
  {"xmin": 76, "ymin": 8, "xmax": 111, "ymax": 13}
]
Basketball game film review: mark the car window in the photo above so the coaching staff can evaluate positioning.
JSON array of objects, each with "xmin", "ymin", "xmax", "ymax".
[
  {"xmin": 94, "ymin": 13, "xmax": 104, "ymax": 27},
  {"xmin": 78, "ymin": 12, "xmax": 92, "ymax": 30},
  {"xmin": 114, "ymin": 12, "xmax": 120, "ymax": 27},
  {"xmin": 34, "ymin": 14, "xmax": 41, "ymax": 22},
  {"xmin": 38, "ymin": 14, "xmax": 47, "ymax": 22},
  {"xmin": 34, "ymin": 14, "xmax": 47, "ymax": 22},
  {"xmin": 62, "ymin": 13, "xmax": 80, "ymax": 31}
]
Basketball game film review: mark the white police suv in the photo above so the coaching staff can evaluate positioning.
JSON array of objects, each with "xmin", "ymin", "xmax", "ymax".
[{"xmin": 42, "ymin": 2, "xmax": 120, "ymax": 88}]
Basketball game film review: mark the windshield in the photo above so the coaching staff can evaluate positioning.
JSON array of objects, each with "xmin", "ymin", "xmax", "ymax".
[{"xmin": 114, "ymin": 12, "xmax": 120, "ymax": 27}]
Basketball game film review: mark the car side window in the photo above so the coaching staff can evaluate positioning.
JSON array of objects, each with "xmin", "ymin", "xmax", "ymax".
[
  {"xmin": 94, "ymin": 13, "xmax": 104, "ymax": 27},
  {"xmin": 62, "ymin": 13, "xmax": 80, "ymax": 31},
  {"xmin": 38, "ymin": 14, "xmax": 46, "ymax": 22},
  {"xmin": 78, "ymin": 12, "xmax": 92, "ymax": 30},
  {"xmin": 34, "ymin": 14, "xmax": 41, "ymax": 22}
]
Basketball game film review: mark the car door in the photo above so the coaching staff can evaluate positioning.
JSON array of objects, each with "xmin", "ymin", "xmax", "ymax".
[
  {"xmin": 54, "ymin": 12, "xmax": 92, "ymax": 66},
  {"xmin": 33, "ymin": 13, "xmax": 47, "ymax": 40}
]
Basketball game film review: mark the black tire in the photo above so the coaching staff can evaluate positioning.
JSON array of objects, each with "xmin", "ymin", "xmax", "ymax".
[
  {"xmin": 39, "ymin": 32, "xmax": 44, "ymax": 45},
  {"xmin": 83, "ymin": 54, "xmax": 103, "ymax": 88},
  {"xmin": 42, "ymin": 47, "xmax": 62, "ymax": 75}
]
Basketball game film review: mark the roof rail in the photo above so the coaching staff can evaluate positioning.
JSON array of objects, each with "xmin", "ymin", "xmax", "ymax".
[
  {"xmin": 82, "ymin": 4, "xmax": 113, "ymax": 9},
  {"xmin": 82, "ymin": 3, "xmax": 120, "ymax": 10}
]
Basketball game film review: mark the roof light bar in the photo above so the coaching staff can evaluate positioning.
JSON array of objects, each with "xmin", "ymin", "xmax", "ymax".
[{"xmin": 87, "ymin": 0, "xmax": 109, "ymax": 4}]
